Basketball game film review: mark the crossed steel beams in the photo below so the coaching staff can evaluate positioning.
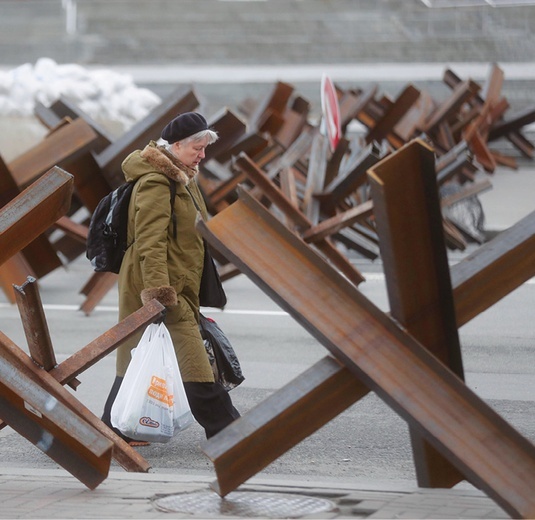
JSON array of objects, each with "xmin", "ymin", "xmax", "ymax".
[
  {"xmin": 199, "ymin": 140, "xmax": 535, "ymax": 518},
  {"xmin": 0, "ymin": 167, "xmax": 165, "ymax": 488}
]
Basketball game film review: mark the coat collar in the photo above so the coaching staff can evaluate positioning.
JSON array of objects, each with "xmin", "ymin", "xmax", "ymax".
[{"xmin": 140, "ymin": 142, "xmax": 198, "ymax": 186}]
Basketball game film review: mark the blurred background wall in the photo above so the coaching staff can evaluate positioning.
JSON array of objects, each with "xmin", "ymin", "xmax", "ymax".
[{"xmin": 0, "ymin": 0, "xmax": 534, "ymax": 146}]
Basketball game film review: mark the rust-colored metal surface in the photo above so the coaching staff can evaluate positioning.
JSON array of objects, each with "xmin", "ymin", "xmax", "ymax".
[
  {"xmin": 368, "ymin": 140, "xmax": 464, "ymax": 487},
  {"xmin": 248, "ymin": 81, "xmax": 294, "ymax": 133},
  {"xmin": 0, "ymin": 332, "xmax": 113, "ymax": 489},
  {"xmin": 13, "ymin": 276, "xmax": 81, "ymax": 391},
  {"xmin": 63, "ymin": 152, "xmax": 112, "ymax": 213},
  {"xmin": 204, "ymin": 109, "xmax": 247, "ymax": 162},
  {"xmin": 0, "ymin": 254, "xmax": 35, "ymax": 304},
  {"xmin": 14, "ymin": 276, "xmax": 58, "ymax": 370},
  {"xmin": 318, "ymin": 142, "xmax": 382, "ymax": 209},
  {"xmin": 79, "ymin": 271, "xmax": 118, "ymax": 316},
  {"xmin": 302, "ymin": 200, "xmax": 374, "ymax": 243},
  {"xmin": 48, "ymin": 95, "xmax": 115, "ymax": 153},
  {"xmin": 265, "ymin": 128, "xmax": 314, "ymax": 180},
  {"xmin": 488, "ymin": 106, "xmax": 535, "ymax": 141},
  {"xmin": 8, "ymin": 118, "xmax": 97, "ymax": 189},
  {"xmin": 0, "ymin": 167, "xmax": 73, "ymax": 266},
  {"xmin": 339, "ymin": 85, "xmax": 378, "ymax": 130},
  {"xmin": 0, "ymin": 297, "xmax": 164, "ymax": 472},
  {"xmin": 368, "ymin": 140, "xmax": 464, "ymax": 377},
  {"xmin": 451, "ymin": 208, "xmax": 535, "ymax": 326},
  {"xmin": 234, "ymin": 153, "xmax": 365, "ymax": 287},
  {"xmin": 199, "ymin": 187, "xmax": 535, "ymax": 518},
  {"xmin": 1, "ymin": 275, "xmax": 164, "ymax": 472},
  {"xmin": 54, "ymin": 215, "xmax": 89, "ymax": 243},
  {"xmin": 205, "ymin": 356, "xmax": 369, "ymax": 497},
  {"xmin": 275, "ymin": 98, "xmax": 310, "ymax": 150},
  {"xmin": 365, "ymin": 84, "xmax": 421, "ymax": 145},
  {"xmin": 423, "ymin": 79, "xmax": 481, "ymax": 135},
  {"xmin": 0, "ymin": 153, "xmax": 64, "ymax": 278},
  {"xmin": 211, "ymin": 132, "xmax": 269, "ymax": 165},
  {"xmin": 50, "ymin": 299, "xmax": 166, "ymax": 386},
  {"xmin": 303, "ymin": 132, "xmax": 328, "ymax": 224}
]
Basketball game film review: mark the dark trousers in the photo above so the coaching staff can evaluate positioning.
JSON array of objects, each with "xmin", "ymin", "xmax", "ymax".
[{"xmin": 101, "ymin": 376, "xmax": 240, "ymax": 440}]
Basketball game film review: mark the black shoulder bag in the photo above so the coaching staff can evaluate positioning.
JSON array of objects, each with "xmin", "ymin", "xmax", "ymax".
[{"xmin": 184, "ymin": 184, "xmax": 227, "ymax": 309}]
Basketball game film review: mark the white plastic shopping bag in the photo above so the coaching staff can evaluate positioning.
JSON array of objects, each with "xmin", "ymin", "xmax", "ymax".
[{"xmin": 111, "ymin": 322, "xmax": 194, "ymax": 442}]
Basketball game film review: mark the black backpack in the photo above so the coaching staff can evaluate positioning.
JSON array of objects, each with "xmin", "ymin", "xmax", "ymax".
[{"xmin": 86, "ymin": 180, "xmax": 176, "ymax": 274}]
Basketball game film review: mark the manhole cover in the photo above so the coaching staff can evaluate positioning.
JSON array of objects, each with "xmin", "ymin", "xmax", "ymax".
[{"xmin": 153, "ymin": 490, "xmax": 338, "ymax": 518}]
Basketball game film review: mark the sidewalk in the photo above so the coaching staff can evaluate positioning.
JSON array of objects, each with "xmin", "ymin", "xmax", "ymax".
[{"xmin": 0, "ymin": 467, "xmax": 509, "ymax": 519}]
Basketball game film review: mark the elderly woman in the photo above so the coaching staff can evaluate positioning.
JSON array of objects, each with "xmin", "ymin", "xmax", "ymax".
[{"xmin": 102, "ymin": 112, "xmax": 240, "ymax": 442}]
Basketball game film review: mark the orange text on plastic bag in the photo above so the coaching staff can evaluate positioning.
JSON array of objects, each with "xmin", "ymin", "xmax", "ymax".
[{"xmin": 147, "ymin": 376, "xmax": 174, "ymax": 406}]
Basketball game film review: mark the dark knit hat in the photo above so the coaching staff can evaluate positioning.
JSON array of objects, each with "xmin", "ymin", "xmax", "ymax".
[{"xmin": 161, "ymin": 112, "xmax": 209, "ymax": 143}]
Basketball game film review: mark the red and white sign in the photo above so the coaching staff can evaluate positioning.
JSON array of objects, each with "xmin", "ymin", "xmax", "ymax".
[{"xmin": 320, "ymin": 73, "xmax": 341, "ymax": 152}]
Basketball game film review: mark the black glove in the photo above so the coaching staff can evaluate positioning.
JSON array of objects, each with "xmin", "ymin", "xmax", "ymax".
[{"xmin": 154, "ymin": 306, "xmax": 167, "ymax": 324}]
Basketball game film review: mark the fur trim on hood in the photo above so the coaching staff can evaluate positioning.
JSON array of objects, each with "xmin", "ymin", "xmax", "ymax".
[
  {"xmin": 140, "ymin": 285, "xmax": 178, "ymax": 307},
  {"xmin": 140, "ymin": 143, "xmax": 197, "ymax": 186}
]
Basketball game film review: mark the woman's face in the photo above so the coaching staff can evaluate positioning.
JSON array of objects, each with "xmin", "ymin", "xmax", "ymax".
[{"xmin": 171, "ymin": 136, "xmax": 209, "ymax": 168}]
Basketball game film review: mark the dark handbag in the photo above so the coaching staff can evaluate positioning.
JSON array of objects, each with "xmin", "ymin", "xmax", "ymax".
[
  {"xmin": 199, "ymin": 313, "xmax": 244, "ymax": 391},
  {"xmin": 199, "ymin": 241, "xmax": 227, "ymax": 309},
  {"xmin": 183, "ymin": 184, "xmax": 227, "ymax": 309}
]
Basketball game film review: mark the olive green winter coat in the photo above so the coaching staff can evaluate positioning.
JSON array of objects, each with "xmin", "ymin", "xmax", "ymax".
[{"xmin": 115, "ymin": 141, "xmax": 214, "ymax": 383}]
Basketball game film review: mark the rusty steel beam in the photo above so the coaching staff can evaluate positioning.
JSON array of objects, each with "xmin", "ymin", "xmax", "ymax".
[
  {"xmin": 204, "ymin": 109, "xmax": 246, "ymax": 162},
  {"xmin": 79, "ymin": 271, "xmax": 118, "ymax": 316},
  {"xmin": 265, "ymin": 128, "xmax": 314, "ymax": 180},
  {"xmin": 0, "ymin": 254, "xmax": 35, "ymax": 304},
  {"xmin": 368, "ymin": 140, "xmax": 464, "ymax": 488},
  {"xmin": 211, "ymin": 132, "xmax": 270, "ymax": 165},
  {"xmin": 318, "ymin": 141, "xmax": 382, "ymax": 208},
  {"xmin": 303, "ymin": 132, "xmax": 328, "ymax": 225},
  {"xmin": 205, "ymin": 126, "xmax": 313, "ymax": 213},
  {"xmin": 46, "ymin": 95, "xmax": 115, "ymax": 153},
  {"xmin": 440, "ymin": 179, "xmax": 493, "ymax": 210},
  {"xmin": 34, "ymin": 100, "xmax": 64, "ymax": 129},
  {"xmin": 275, "ymin": 99, "xmax": 310, "ymax": 150},
  {"xmin": 0, "ymin": 167, "xmax": 74, "ymax": 266},
  {"xmin": 0, "ymin": 333, "xmax": 113, "ymax": 489},
  {"xmin": 369, "ymin": 140, "xmax": 464, "ymax": 378},
  {"xmin": 339, "ymin": 85, "xmax": 378, "ymax": 131},
  {"xmin": 13, "ymin": 276, "xmax": 81, "ymax": 390},
  {"xmin": 301, "ymin": 200, "xmax": 374, "ymax": 244},
  {"xmin": 451, "ymin": 208, "xmax": 535, "ymax": 326},
  {"xmin": 50, "ymin": 299, "xmax": 166, "ymax": 385},
  {"xmin": 488, "ymin": 106, "xmax": 535, "ymax": 141},
  {"xmin": 248, "ymin": 81, "xmax": 294, "ymax": 133},
  {"xmin": 0, "ymin": 326, "xmax": 154, "ymax": 474},
  {"xmin": 199, "ymin": 187, "xmax": 535, "ymax": 519},
  {"xmin": 206, "ymin": 204, "xmax": 535, "ymax": 494},
  {"xmin": 506, "ymin": 131, "xmax": 534, "ymax": 159},
  {"xmin": 443, "ymin": 65, "xmax": 533, "ymax": 159},
  {"xmin": 204, "ymin": 356, "xmax": 369, "ymax": 496},
  {"xmin": 365, "ymin": 84, "xmax": 421, "ymax": 145},
  {"xmin": 8, "ymin": 118, "xmax": 97, "ymax": 189},
  {"xmin": 54, "ymin": 215, "xmax": 89, "ymax": 243},
  {"xmin": 234, "ymin": 152, "xmax": 365, "ymax": 287},
  {"xmin": 1, "ymin": 282, "xmax": 164, "ymax": 471},
  {"xmin": 423, "ymin": 79, "xmax": 481, "ymax": 135},
  {"xmin": 0, "ymin": 154, "xmax": 64, "ymax": 278}
]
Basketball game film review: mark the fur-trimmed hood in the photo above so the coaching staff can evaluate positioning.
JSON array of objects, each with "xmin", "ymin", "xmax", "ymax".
[{"xmin": 121, "ymin": 141, "xmax": 197, "ymax": 186}]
